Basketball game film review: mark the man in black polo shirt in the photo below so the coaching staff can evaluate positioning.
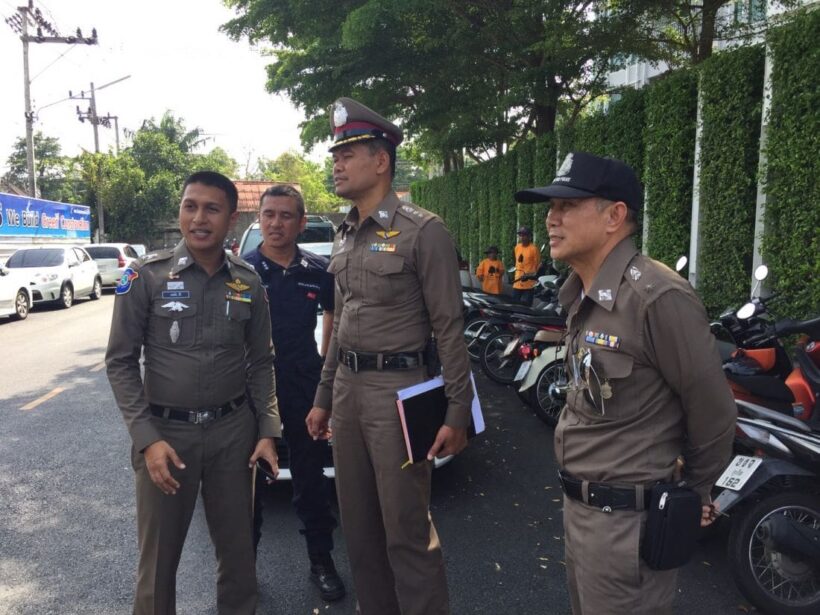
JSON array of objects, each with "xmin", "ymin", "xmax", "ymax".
[{"xmin": 244, "ymin": 185, "xmax": 345, "ymax": 601}]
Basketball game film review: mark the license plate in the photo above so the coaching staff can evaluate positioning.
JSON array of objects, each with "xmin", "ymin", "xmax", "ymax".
[
  {"xmin": 503, "ymin": 339, "xmax": 519, "ymax": 357},
  {"xmin": 715, "ymin": 455, "xmax": 762, "ymax": 491},
  {"xmin": 514, "ymin": 360, "xmax": 532, "ymax": 383}
]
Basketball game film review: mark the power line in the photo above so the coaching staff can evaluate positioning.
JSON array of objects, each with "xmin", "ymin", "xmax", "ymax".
[{"xmin": 29, "ymin": 43, "xmax": 76, "ymax": 82}]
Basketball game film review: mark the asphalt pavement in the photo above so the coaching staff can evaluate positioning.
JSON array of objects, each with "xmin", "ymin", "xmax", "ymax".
[{"xmin": 0, "ymin": 295, "xmax": 756, "ymax": 614}]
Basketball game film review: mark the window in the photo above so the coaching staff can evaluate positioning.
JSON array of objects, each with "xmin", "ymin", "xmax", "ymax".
[
  {"xmin": 85, "ymin": 247, "xmax": 121, "ymax": 259},
  {"xmin": 6, "ymin": 249, "xmax": 64, "ymax": 267}
]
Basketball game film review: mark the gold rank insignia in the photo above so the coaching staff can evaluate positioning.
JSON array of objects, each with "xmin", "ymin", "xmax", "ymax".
[
  {"xmin": 226, "ymin": 278, "xmax": 251, "ymax": 292},
  {"xmin": 375, "ymin": 229, "xmax": 400, "ymax": 239}
]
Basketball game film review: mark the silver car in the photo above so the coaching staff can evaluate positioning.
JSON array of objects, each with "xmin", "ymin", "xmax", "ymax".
[
  {"xmin": 85, "ymin": 243, "xmax": 140, "ymax": 287},
  {"xmin": 5, "ymin": 246, "xmax": 102, "ymax": 309}
]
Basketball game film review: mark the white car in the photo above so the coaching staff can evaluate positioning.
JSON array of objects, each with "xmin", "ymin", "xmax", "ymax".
[
  {"xmin": 0, "ymin": 265, "xmax": 32, "ymax": 320},
  {"xmin": 4, "ymin": 246, "xmax": 102, "ymax": 309},
  {"xmin": 84, "ymin": 243, "xmax": 140, "ymax": 287}
]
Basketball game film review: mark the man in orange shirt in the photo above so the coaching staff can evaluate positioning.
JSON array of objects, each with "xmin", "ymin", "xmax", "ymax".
[
  {"xmin": 475, "ymin": 245, "xmax": 504, "ymax": 295},
  {"xmin": 513, "ymin": 226, "xmax": 539, "ymax": 306}
]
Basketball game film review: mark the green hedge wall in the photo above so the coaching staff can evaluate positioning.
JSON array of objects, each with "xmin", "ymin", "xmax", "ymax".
[
  {"xmin": 697, "ymin": 45, "xmax": 765, "ymax": 316},
  {"xmin": 644, "ymin": 69, "xmax": 698, "ymax": 266},
  {"xmin": 761, "ymin": 10, "xmax": 820, "ymax": 318}
]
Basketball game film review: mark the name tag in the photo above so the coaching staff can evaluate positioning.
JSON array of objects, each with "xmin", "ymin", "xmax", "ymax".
[{"xmin": 161, "ymin": 290, "xmax": 191, "ymax": 299}]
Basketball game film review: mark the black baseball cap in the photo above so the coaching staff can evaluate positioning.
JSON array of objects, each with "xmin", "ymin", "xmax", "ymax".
[
  {"xmin": 514, "ymin": 151, "xmax": 643, "ymax": 211},
  {"xmin": 516, "ymin": 226, "xmax": 532, "ymax": 236},
  {"xmin": 485, "ymin": 245, "xmax": 499, "ymax": 254}
]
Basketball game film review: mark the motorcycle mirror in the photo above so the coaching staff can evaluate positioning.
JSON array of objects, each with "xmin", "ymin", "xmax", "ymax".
[
  {"xmin": 508, "ymin": 267, "xmax": 516, "ymax": 273},
  {"xmin": 737, "ymin": 302, "xmax": 756, "ymax": 320},
  {"xmin": 754, "ymin": 264, "xmax": 769, "ymax": 282},
  {"xmin": 674, "ymin": 256, "xmax": 688, "ymax": 272},
  {"xmin": 540, "ymin": 243, "xmax": 547, "ymax": 252}
]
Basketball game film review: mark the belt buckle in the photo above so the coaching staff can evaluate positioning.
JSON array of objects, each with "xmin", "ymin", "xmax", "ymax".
[
  {"xmin": 193, "ymin": 409, "xmax": 214, "ymax": 425},
  {"xmin": 589, "ymin": 483, "xmax": 612, "ymax": 512},
  {"xmin": 349, "ymin": 351, "xmax": 359, "ymax": 373}
]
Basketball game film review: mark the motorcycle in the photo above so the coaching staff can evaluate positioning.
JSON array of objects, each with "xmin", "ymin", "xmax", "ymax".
[
  {"xmin": 514, "ymin": 330, "xmax": 566, "ymax": 426},
  {"xmin": 714, "ymin": 265, "xmax": 820, "ymax": 426},
  {"xmin": 479, "ymin": 309, "xmax": 564, "ymax": 385},
  {"xmin": 712, "ymin": 400, "xmax": 820, "ymax": 615}
]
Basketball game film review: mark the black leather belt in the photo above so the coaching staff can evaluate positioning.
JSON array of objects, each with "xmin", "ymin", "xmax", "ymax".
[
  {"xmin": 150, "ymin": 394, "xmax": 246, "ymax": 425},
  {"xmin": 338, "ymin": 348, "xmax": 425, "ymax": 373},
  {"xmin": 558, "ymin": 470, "xmax": 651, "ymax": 512}
]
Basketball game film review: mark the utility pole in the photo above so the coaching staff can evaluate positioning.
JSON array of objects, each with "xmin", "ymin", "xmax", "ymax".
[
  {"xmin": 4, "ymin": 1, "xmax": 98, "ymax": 197},
  {"xmin": 70, "ymin": 75, "xmax": 130, "ymax": 154},
  {"xmin": 69, "ymin": 75, "xmax": 128, "ymax": 240}
]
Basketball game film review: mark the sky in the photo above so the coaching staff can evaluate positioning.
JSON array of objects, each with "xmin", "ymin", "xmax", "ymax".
[{"xmin": 0, "ymin": 0, "xmax": 321, "ymax": 178}]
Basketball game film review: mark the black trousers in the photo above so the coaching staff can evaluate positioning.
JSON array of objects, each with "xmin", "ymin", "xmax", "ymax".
[
  {"xmin": 253, "ymin": 364, "xmax": 337, "ymax": 556},
  {"xmin": 512, "ymin": 287, "xmax": 534, "ymax": 307}
]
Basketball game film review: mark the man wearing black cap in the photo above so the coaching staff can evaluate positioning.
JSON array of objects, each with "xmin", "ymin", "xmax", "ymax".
[
  {"xmin": 306, "ymin": 97, "xmax": 472, "ymax": 615},
  {"xmin": 512, "ymin": 226, "xmax": 539, "ymax": 305},
  {"xmin": 475, "ymin": 245, "xmax": 504, "ymax": 295},
  {"xmin": 516, "ymin": 152, "xmax": 735, "ymax": 614}
]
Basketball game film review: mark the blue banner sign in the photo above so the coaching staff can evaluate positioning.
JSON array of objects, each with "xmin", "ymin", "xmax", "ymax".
[{"xmin": 0, "ymin": 193, "xmax": 91, "ymax": 240}]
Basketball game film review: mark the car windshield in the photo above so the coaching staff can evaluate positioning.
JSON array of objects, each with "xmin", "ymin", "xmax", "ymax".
[
  {"xmin": 85, "ymin": 247, "xmax": 120, "ymax": 259},
  {"xmin": 241, "ymin": 227, "xmax": 262, "ymax": 256},
  {"xmin": 6, "ymin": 249, "xmax": 64, "ymax": 267},
  {"xmin": 299, "ymin": 225, "xmax": 334, "ymax": 243}
]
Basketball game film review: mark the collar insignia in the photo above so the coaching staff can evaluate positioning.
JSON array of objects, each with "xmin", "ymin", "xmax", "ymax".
[
  {"xmin": 598, "ymin": 289, "xmax": 613, "ymax": 302},
  {"xmin": 629, "ymin": 266, "xmax": 641, "ymax": 281},
  {"xmin": 177, "ymin": 256, "xmax": 188, "ymax": 266},
  {"xmin": 378, "ymin": 210, "xmax": 389, "ymax": 219}
]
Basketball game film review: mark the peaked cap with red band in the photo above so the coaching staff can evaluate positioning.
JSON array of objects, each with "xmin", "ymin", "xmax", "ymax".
[{"xmin": 329, "ymin": 97, "xmax": 403, "ymax": 151}]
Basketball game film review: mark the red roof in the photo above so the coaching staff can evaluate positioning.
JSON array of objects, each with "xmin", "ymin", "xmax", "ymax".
[{"xmin": 234, "ymin": 180, "xmax": 301, "ymax": 213}]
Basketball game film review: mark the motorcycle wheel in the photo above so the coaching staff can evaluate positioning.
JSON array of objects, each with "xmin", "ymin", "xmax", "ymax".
[
  {"xmin": 528, "ymin": 360, "xmax": 566, "ymax": 427},
  {"xmin": 480, "ymin": 330, "xmax": 521, "ymax": 385},
  {"xmin": 728, "ymin": 491, "xmax": 820, "ymax": 615},
  {"xmin": 464, "ymin": 316, "xmax": 495, "ymax": 363}
]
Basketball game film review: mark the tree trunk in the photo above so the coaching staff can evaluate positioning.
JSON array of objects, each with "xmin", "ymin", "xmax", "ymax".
[{"xmin": 697, "ymin": 1, "xmax": 721, "ymax": 63}]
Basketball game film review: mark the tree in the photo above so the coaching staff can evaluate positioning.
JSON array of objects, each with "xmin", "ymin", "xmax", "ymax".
[
  {"xmin": 256, "ymin": 151, "xmax": 345, "ymax": 212},
  {"xmin": 621, "ymin": 0, "xmax": 801, "ymax": 66},
  {"xmin": 222, "ymin": 0, "xmax": 646, "ymax": 170},
  {"xmin": 192, "ymin": 147, "xmax": 240, "ymax": 178},
  {"xmin": 2, "ymin": 132, "xmax": 73, "ymax": 201}
]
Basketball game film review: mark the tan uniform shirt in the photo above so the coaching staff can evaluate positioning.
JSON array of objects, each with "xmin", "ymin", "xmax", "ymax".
[
  {"xmin": 313, "ymin": 192, "xmax": 472, "ymax": 428},
  {"xmin": 106, "ymin": 241, "xmax": 281, "ymax": 453},
  {"xmin": 555, "ymin": 237, "xmax": 735, "ymax": 502}
]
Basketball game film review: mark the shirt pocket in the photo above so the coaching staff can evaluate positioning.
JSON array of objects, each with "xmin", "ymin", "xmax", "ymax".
[
  {"xmin": 362, "ymin": 253, "xmax": 405, "ymax": 304},
  {"xmin": 327, "ymin": 253, "xmax": 349, "ymax": 297},
  {"xmin": 591, "ymin": 348, "xmax": 636, "ymax": 420},
  {"xmin": 148, "ymin": 301, "xmax": 199, "ymax": 348},
  {"xmin": 219, "ymin": 300, "xmax": 252, "ymax": 345}
]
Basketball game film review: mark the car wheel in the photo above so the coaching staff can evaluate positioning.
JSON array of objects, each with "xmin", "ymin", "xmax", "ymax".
[
  {"xmin": 13, "ymin": 289, "xmax": 29, "ymax": 320},
  {"xmin": 90, "ymin": 277, "xmax": 102, "ymax": 300},
  {"xmin": 59, "ymin": 283, "xmax": 74, "ymax": 309}
]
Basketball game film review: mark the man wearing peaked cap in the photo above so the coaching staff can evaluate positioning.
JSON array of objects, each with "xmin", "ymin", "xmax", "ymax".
[
  {"xmin": 515, "ymin": 152, "xmax": 735, "ymax": 614},
  {"xmin": 306, "ymin": 97, "xmax": 472, "ymax": 615}
]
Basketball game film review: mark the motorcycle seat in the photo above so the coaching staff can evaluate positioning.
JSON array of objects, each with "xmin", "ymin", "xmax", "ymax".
[{"xmin": 726, "ymin": 371, "xmax": 795, "ymax": 404}]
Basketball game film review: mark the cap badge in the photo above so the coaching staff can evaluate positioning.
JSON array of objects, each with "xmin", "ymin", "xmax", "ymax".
[
  {"xmin": 557, "ymin": 153, "xmax": 574, "ymax": 177},
  {"xmin": 375, "ymin": 230, "xmax": 400, "ymax": 239},
  {"xmin": 226, "ymin": 278, "xmax": 251, "ymax": 292},
  {"xmin": 333, "ymin": 102, "xmax": 348, "ymax": 127},
  {"xmin": 629, "ymin": 266, "xmax": 642, "ymax": 281},
  {"xmin": 598, "ymin": 289, "xmax": 612, "ymax": 302}
]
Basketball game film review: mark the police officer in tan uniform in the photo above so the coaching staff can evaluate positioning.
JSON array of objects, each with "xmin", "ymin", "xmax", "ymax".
[
  {"xmin": 106, "ymin": 171, "xmax": 281, "ymax": 615},
  {"xmin": 516, "ymin": 152, "xmax": 736, "ymax": 615},
  {"xmin": 305, "ymin": 97, "xmax": 472, "ymax": 615}
]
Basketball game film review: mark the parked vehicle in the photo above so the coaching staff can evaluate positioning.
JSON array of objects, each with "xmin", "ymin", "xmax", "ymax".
[
  {"xmin": 131, "ymin": 243, "xmax": 148, "ymax": 257},
  {"xmin": 712, "ymin": 400, "xmax": 820, "ymax": 615},
  {"xmin": 515, "ymin": 330, "xmax": 566, "ymax": 426},
  {"xmin": 239, "ymin": 218, "xmax": 335, "ymax": 258},
  {"xmin": 4, "ymin": 246, "xmax": 102, "ymax": 309},
  {"xmin": 714, "ymin": 265, "xmax": 820, "ymax": 426},
  {"xmin": 84, "ymin": 243, "xmax": 140, "ymax": 287},
  {"xmin": 0, "ymin": 265, "xmax": 32, "ymax": 320}
]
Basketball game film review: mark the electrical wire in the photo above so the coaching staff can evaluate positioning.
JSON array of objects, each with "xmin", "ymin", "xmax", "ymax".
[{"xmin": 29, "ymin": 44, "xmax": 76, "ymax": 82}]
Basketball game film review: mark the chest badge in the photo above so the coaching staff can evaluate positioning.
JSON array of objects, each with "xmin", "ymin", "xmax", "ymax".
[
  {"xmin": 226, "ymin": 291, "xmax": 253, "ymax": 304},
  {"xmin": 375, "ymin": 229, "xmax": 400, "ymax": 239},
  {"xmin": 585, "ymin": 330, "xmax": 621, "ymax": 349},
  {"xmin": 169, "ymin": 321, "xmax": 180, "ymax": 344},
  {"xmin": 370, "ymin": 242, "xmax": 398, "ymax": 253},
  {"xmin": 226, "ymin": 278, "xmax": 251, "ymax": 293},
  {"xmin": 162, "ymin": 301, "xmax": 189, "ymax": 312}
]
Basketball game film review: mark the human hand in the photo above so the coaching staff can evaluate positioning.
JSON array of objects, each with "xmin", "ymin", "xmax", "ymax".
[
  {"xmin": 701, "ymin": 502, "xmax": 721, "ymax": 527},
  {"xmin": 427, "ymin": 425, "xmax": 468, "ymax": 461},
  {"xmin": 249, "ymin": 437, "xmax": 279, "ymax": 482},
  {"xmin": 144, "ymin": 440, "xmax": 186, "ymax": 495},
  {"xmin": 306, "ymin": 407, "xmax": 332, "ymax": 440}
]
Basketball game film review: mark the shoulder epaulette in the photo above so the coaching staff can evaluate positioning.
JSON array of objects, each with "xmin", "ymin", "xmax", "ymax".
[
  {"xmin": 138, "ymin": 249, "xmax": 173, "ymax": 267},
  {"xmin": 227, "ymin": 252, "xmax": 256, "ymax": 273},
  {"xmin": 396, "ymin": 202, "xmax": 435, "ymax": 227}
]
